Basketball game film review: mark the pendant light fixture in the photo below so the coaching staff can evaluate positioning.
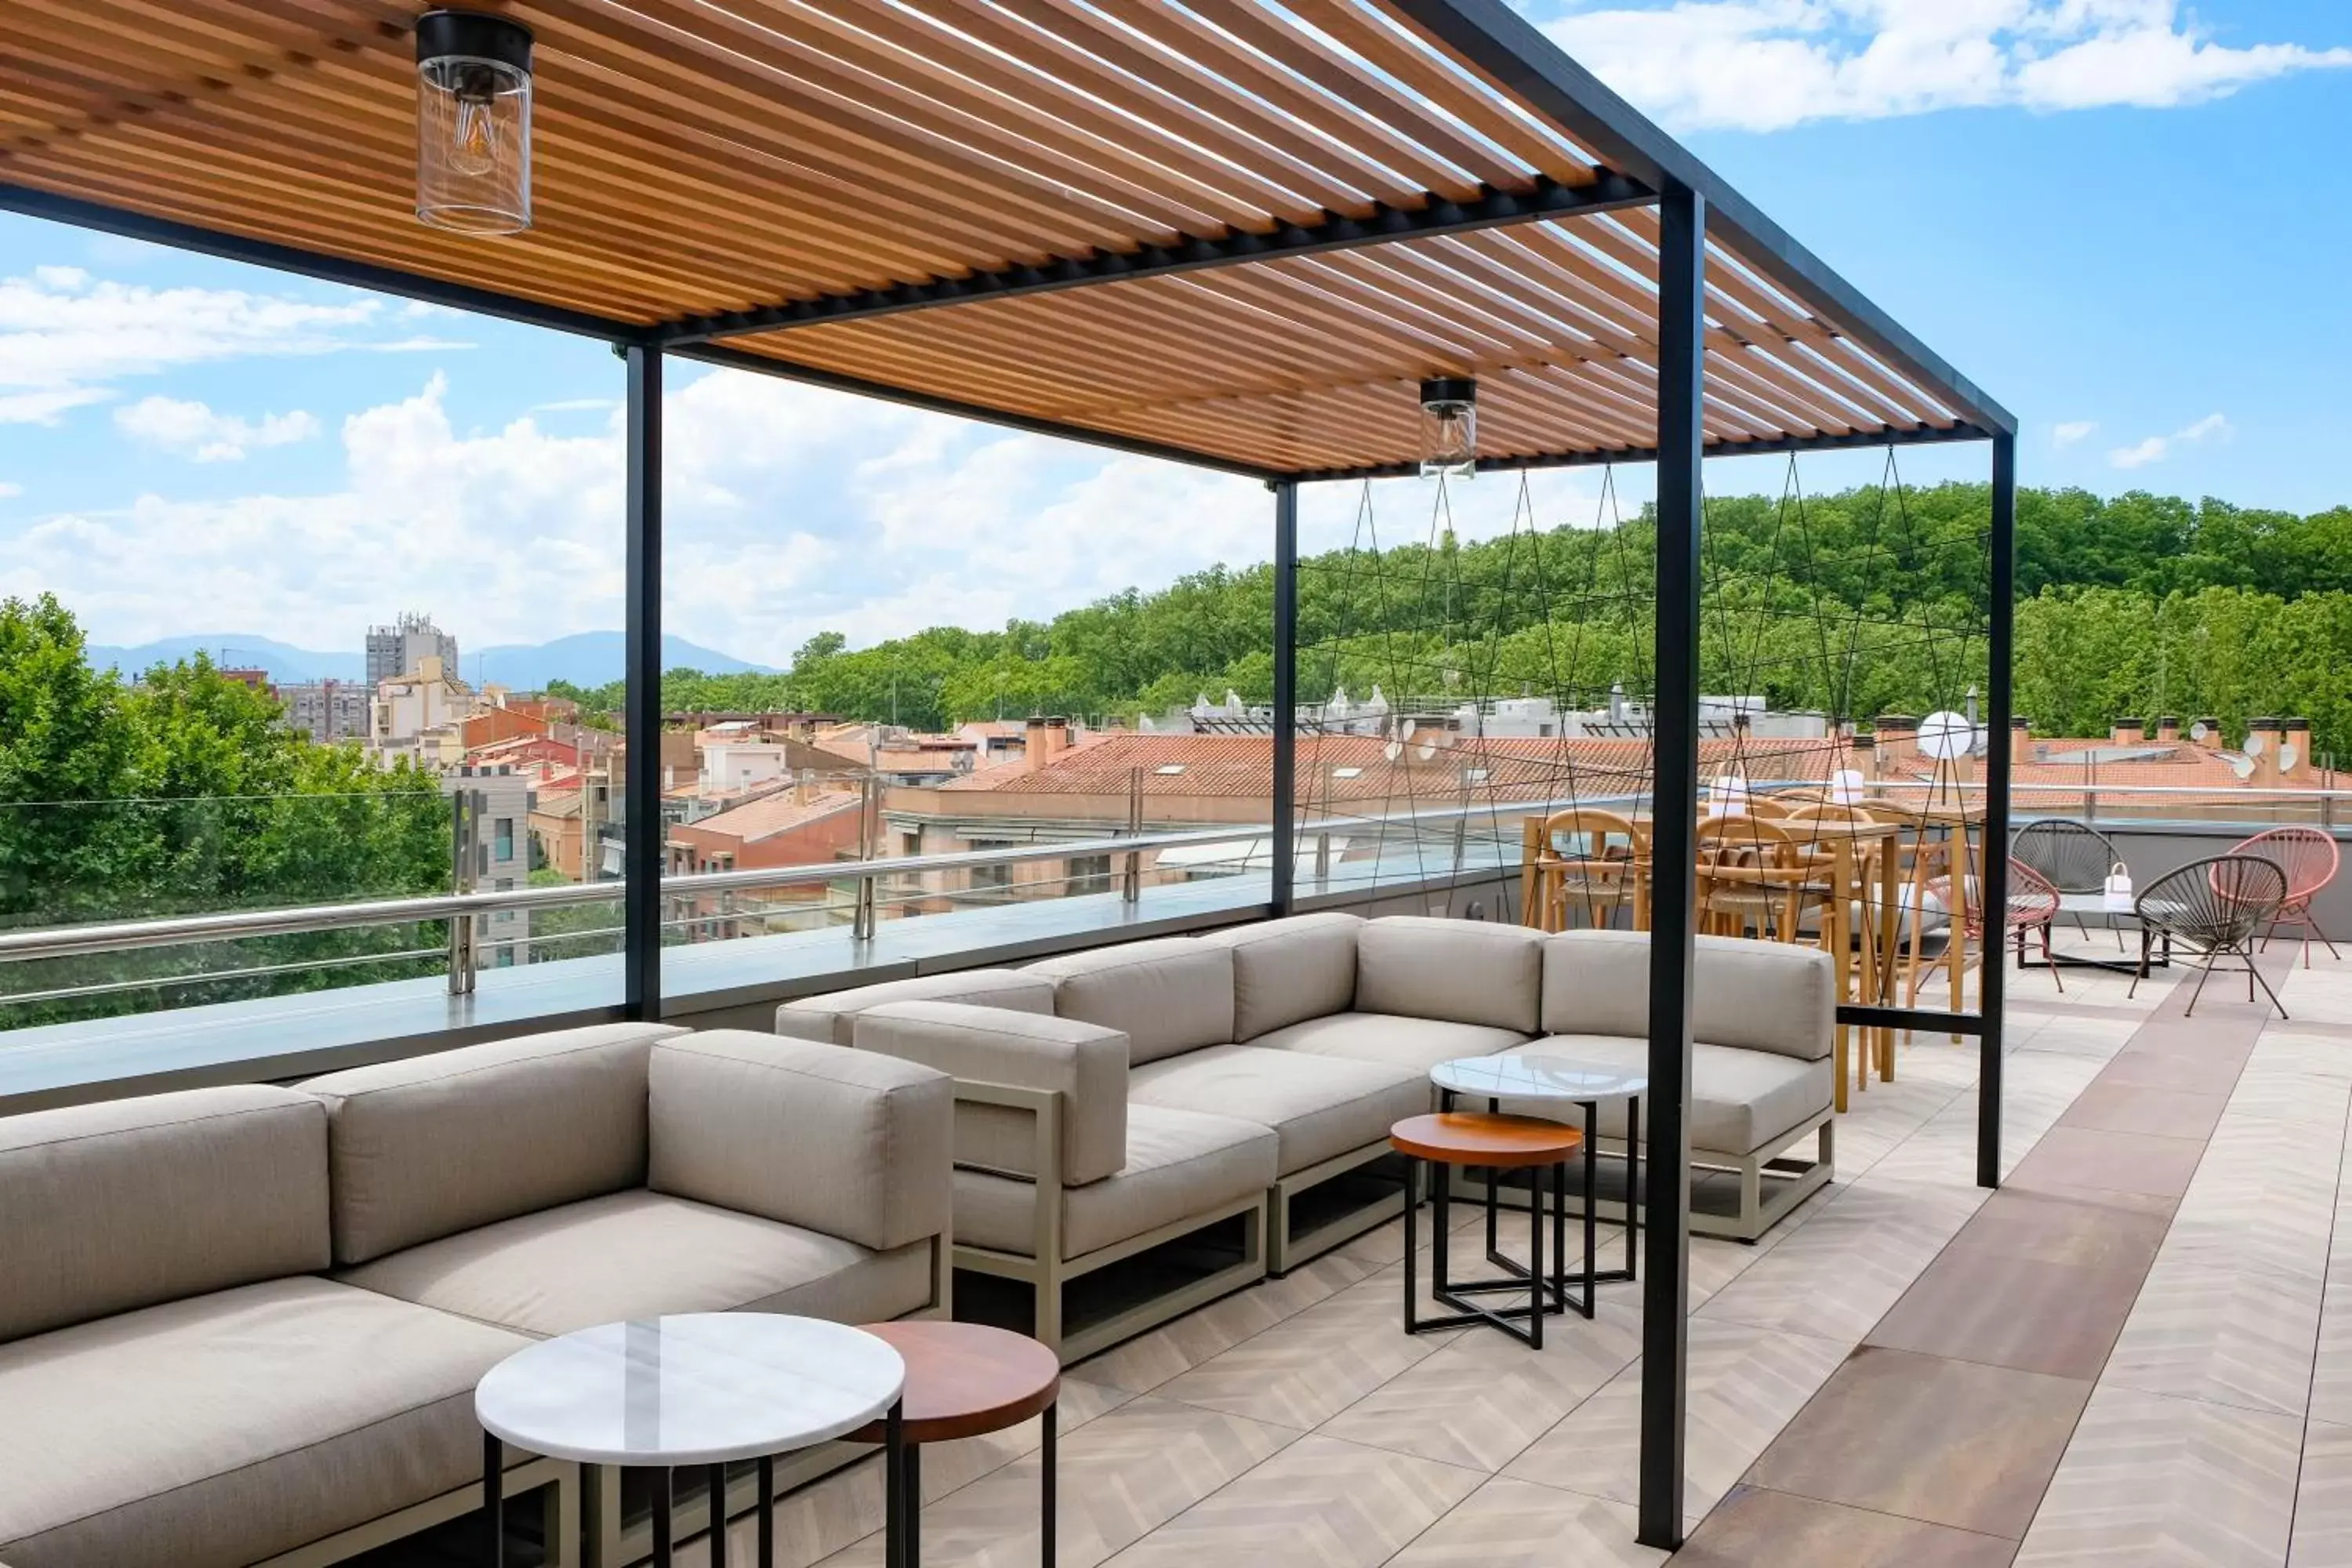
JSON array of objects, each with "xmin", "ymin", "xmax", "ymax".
[
  {"xmin": 1418, "ymin": 377, "xmax": 1477, "ymax": 479},
  {"xmin": 414, "ymin": 11, "xmax": 535, "ymax": 235}
]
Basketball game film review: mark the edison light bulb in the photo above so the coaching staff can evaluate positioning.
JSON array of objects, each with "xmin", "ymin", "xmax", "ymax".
[{"xmin": 415, "ymin": 13, "xmax": 534, "ymax": 234}]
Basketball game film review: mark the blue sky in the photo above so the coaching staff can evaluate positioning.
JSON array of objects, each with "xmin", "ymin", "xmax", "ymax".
[{"xmin": 2, "ymin": 0, "xmax": 2347, "ymax": 665}]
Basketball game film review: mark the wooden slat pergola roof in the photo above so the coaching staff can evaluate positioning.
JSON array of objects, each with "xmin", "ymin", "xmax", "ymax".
[{"xmin": 0, "ymin": 0, "xmax": 2013, "ymax": 480}]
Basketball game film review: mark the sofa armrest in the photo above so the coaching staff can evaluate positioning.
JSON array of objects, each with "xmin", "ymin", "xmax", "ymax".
[
  {"xmin": 855, "ymin": 1000, "xmax": 1128, "ymax": 1185},
  {"xmin": 648, "ymin": 1030, "xmax": 951, "ymax": 1252}
]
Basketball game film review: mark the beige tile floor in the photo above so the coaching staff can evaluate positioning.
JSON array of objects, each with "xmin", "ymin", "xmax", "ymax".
[{"xmin": 666, "ymin": 935, "xmax": 2352, "ymax": 1567}]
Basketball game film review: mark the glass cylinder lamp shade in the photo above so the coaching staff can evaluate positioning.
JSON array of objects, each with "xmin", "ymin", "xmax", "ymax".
[
  {"xmin": 1418, "ymin": 377, "xmax": 1478, "ymax": 479},
  {"xmin": 415, "ymin": 11, "xmax": 534, "ymax": 234}
]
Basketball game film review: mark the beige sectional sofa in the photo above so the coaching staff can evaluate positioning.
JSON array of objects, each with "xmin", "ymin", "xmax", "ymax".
[
  {"xmin": 0, "ymin": 1022, "xmax": 951, "ymax": 1568},
  {"xmin": 779, "ymin": 913, "xmax": 1836, "ymax": 1359}
]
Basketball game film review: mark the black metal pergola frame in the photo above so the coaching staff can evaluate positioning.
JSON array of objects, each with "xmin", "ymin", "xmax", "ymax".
[{"xmin": 2, "ymin": 0, "xmax": 2014, "ymax": 1549}]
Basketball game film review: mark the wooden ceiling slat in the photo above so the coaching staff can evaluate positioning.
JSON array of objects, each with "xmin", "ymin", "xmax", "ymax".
[
  {"xmin": 625, "ymin": 0, "xmax": 1308, "ymax": 234},
  {"xmin": 1069, "ymin": 0, "xmax": 1487, "ymax": 204},
  {"xmin": 810, "ymin": 0, "xmax": 1353, "ymax": 228},
  {"xmin": 1287, "ymin": 0, "xmax": 1599, "ymax": 183},
  {"xmin": 0, "ymin": 0, "xmax": 1981, "ymax": 475},
  {"xmin": 513, "ymin": 0, "xmax": 1167, "ymax": 255},
  {"xmin": 1181, "ymin": 0, "xmax": 1526, "ymax": 191},
  {"xmin": 223, "ymin": 0, "xmax": 1080, "ymax": 271},
  {"xmin": 958, "ymin": 0, "xmax": 1416, "ymax": 215}
]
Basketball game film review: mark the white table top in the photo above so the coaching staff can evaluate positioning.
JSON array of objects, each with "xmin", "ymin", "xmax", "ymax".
[
  {"xmin": 475, "ymin": 1313, "xmax": 906, "ymax": 1467},
  {"xmin": 1431, "ymin": 1054, "xmax": 1648, "ymax": 1102}
]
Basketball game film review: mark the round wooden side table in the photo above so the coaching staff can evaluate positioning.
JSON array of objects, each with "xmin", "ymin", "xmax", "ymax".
[
  {"xmin": 1391, "ymin": 1111, "xmax": 1584, "ymax": 1348},
  {"xmin": 849, "ymin": 1320, "xmax": 1061, "ymax": 1568}
]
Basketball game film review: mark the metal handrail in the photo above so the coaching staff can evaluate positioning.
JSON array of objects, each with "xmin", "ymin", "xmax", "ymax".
[{"xmin": 4, "ymin": 777, "xmax": 2347, "ymax": 969}]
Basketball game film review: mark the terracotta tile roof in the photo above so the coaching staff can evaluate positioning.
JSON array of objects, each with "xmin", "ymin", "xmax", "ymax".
[
  {"xmin": 938, "ymin": 731, "xmax": 1842, "ymax": 804},
  {"xmin": 681, "ymin": 790, "xmax": 862, "ymax": 844}
]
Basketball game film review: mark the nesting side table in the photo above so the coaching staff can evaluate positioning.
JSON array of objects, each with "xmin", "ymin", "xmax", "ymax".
[
  {"xmin": 848, "ymin": 1321, "xmax": 1062, "ymax": 1568},
  {"xmin": 475, "ymin": 1313, "xmax": 906, "ymax": 1568}
]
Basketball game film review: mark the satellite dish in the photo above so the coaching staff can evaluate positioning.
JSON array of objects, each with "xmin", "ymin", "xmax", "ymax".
[
  {"xmin": 1917, "ymin": 710, "xmax": 1976, "ymax": 761},
  {"xmin": 2245, "ymin": 732, "xmax": 2267, "ymax": 757},
  {"xmin": 2190, "ymin": 721, "xmax": 2209, "ymax": 742},
  {"xmin": 2281, "ymin": 744, "xmax": 2301, "ymax": 772},
  {"xmin": 1399, "ymin": 719, "xmax": 1417, "ymax": 743},
  {"xmin": 2229, "ymin": 754, "xmax": 2258, "ymax": 782},
  {"xmin": 1384, "ymin": 741, "xmax": 1403, "ymax": 761},
  {"xmin": 1415, "ymin": 739, "xmax": 1437, "ymax": 761},
  {"xmin": 1830, "ymin": 768, "xmax": 1865, "ymax": 806}
]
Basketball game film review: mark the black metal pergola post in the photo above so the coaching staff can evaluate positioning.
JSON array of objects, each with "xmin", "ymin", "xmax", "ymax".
[
  {"xmin": 1980, "ymin": 433, "xmax": 2018, "ymax": 1184},
  {"xmin": 1639, "ymin": 178, "xmax": 1706, "ymax": 1549},
  {"xmin": 1272, "ymin": 480, "xmax": 1301, "ymax": 917},
  {"xmin": 622, "ymin": 343, "xmax": 665, "ymax": 1019}
]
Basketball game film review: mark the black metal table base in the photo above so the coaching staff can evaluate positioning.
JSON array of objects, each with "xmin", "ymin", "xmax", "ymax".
[
  {"xmin": 884, "ymin": 1400, "xmax": 1056, "ymax": 1568},
  {"xmin": 2020, "ymin": 920, "xmax": 2172, "ymax": 976},
  {"xmin": 1441, "ymin": 1090, "xmax": 1639, "ymax": 1297},
  {"xmin": 484, "ymin": 1403, "xmax": 906, "ymax": 1568}
]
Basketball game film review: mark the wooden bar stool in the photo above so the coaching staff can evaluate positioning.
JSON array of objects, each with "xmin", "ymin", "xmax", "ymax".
[{"xmin": 1392, "ymin": 1112, "xmax": 1584, "ymax": 1348}]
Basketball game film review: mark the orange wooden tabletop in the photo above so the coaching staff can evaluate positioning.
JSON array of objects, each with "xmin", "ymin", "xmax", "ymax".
[
  {"xmin": 1390, "ymin": 1112, "xmax": 1584, "ymax": 1168},
  {"xmin": 845, "ymin": 1320, "xmax": 1061, "ymax": 1446}
]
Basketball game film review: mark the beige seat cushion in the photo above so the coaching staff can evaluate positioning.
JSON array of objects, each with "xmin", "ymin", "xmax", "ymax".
[
  {"xmin": 1517, "ymin": 1034, "xmax": 1831, "ymax": 1156},
  {"xmin": 649, "ymin": 1032, "xmax": 951, "ymax": 1253},
  {"xmin": 0, "ymin": 1084, "xmax": 328, "ymax": 1345},
  {"xmin": 1130, "ymin": 1045, "xmax": 1427, "ymax": 1176},
  {"xmin": 1027, "ymin": 938, "xmax": 1235, "ymax": 1064},
  {"xmin": 1247, "ymin": 1011, "xmax": 1527, "ymax": 1076},
  {"xmin": 0, "ymin": 1277, "xmax": 529, "ymax": 1568},
  {"xmin": 301, "ymin": 1022, "xmax": 685, "ymax": 1265},
  {"xmin": 775, "ymin": 970, "xmax": 1055, "ymax": 1046},
  {"xmin": 1356, "ymin": 917, "xmax": 1544, "ymax": 1033},
  {"xmin": 336, "ymin": 1189, "xmax": 934, "ymax": 1340},
  {"xmin": 1200, "ymin": 913, "xmax": 1363, "ymax": 1040},
  {"xmin": 1541, "ymin": 930, "xmax": 1834, "ymax": 1062},
  {"xmin": 954, "ymin": 1104, "xmax": 1276, "ymax": 1261}
]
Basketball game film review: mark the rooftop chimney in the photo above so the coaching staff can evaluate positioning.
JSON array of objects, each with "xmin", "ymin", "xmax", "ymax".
[
  {"xmin": 2156, "ymin": 715, "xmax": 2182, "ymax": 744},
  {"xmin": 1024, "ymin": 714, "xmax": 1047, "ymax": 773},
  {"xmin": 2282, "ymin": 717, "xmax": 2315, "ymax": 785},
  {"xmin": 2111, "ymin": 717, "xmax": 2144, "ymax": 746},
  {"xmin": 2011, "ymin": 717, "xmax": 2033, "ymax": 765},
  {"xmin": 1873, "ymin": 715, "xmax": 1918, "ymax": 768}
]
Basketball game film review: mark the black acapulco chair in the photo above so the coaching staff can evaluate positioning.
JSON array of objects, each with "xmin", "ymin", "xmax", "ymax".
[
  {"xmin": 2013, "ymin": 817, "xmax": 2129, "ymax": 951},
  {"xmin": 2130, "ymin": 854, "xmax": 2292, "ymax": 1018}
]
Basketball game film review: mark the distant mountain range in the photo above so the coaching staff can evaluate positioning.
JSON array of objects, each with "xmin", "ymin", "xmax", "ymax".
[{"xmin": 86, "ymin": 631, "xmax": 779, "ymax": 689}]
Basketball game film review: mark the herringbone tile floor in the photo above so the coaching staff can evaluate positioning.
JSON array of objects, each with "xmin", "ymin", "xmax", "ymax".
[{"xmin": 621, "ymin": 938, "xmax": 2352, "ymax": 1567}]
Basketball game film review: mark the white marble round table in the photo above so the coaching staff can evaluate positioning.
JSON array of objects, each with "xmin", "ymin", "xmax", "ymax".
[
  {"xmin": 1429, "ymin": 1054, "xmax": 1648, "ymax": 1303},
  {"xmin": 1429, "ymin": 1054, "xmax": 1647, "ymax": 1105},
  {"xmin": 476, "ymin": 1314, "xmax": 906, "ymax": 1567}
]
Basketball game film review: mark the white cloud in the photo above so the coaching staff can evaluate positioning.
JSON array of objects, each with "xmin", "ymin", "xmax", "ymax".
[
  {"xmin": 0, "ymin": 482, "xmax": 21, "ymax": 500},
  {"xmin": 2108, "ymin": 411, "xmax": 2230, "ymax": 469},
  {"xmin": 114, "ymin": 396, "xmax": 321, "ymax": 462},
  {"xmin": 1544, "ymin": 0, "xmax": 2352, "ymax": 131},
  {"xmin": 2053, "ymin": 419, "xmax": 2097, "ymax": 447},
  {"xmin": 8, "ymin": 354, "xmax": 1626, "ymax": 665},
  {"xmin": 0, "ymin": 266, "xmax": 474, "ymax": 426}
]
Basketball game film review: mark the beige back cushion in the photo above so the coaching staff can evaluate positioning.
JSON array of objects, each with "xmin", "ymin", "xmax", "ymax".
[
  {"xmin": 1355, "ymin": 917, "xmax": 1544, "ymax": 1033},
  {"xmin": 649, "ymin": 1032, "xmax": 951, "ymax": 1253},
  {"xmin": 1541, "ymin": 930, "xmax": 1835, "ymax": 1061},
  {"xmin": 0, "ymin": 1085, "xmax": 328, "ymax": 1344},
  {"xmin": 1028, "ymin": 938, "xmax": 1236, "ymax": 1064},
  {"xmin": 854, "ymin": 1000, "xmax": 1130, "ymax": 1185},
  {"xmin": 775, "ymin": 969, "xmax": 1055, "ymax": 1046},
  {"xmin": 302, "ymin": 1022, "xmax": 684, "ymax": 1265},
  {"xmin": 1202, "ymin": 913, "xmax": 1364, "ymax": 1040}
]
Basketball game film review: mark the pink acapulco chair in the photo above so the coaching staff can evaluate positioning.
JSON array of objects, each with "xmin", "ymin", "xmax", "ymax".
[{"xmin": 2233, "ymin": 826, "xmax": 2341, "ymax": 968}]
